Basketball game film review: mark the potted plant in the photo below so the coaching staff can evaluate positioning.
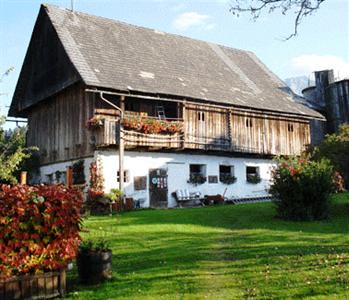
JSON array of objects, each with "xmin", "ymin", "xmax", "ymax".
[
  {"xmin": 105, "ymin": 188, "xmax": 123, "ymax": 213},
  {"xmin": 76, "ymin": 240, "xmax": 112, "ymax": 283}
]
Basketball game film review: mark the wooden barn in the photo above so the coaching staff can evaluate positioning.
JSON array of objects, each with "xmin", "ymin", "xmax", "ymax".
[{"xmin": 9, "ymin": 4, "xmax": 324, "ymax": 207}]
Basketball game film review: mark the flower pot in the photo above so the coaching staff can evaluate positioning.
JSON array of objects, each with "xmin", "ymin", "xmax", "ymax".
[
  {"xmin": 0, "ymin": 270, "xmax": 66, "ymax": 300},
  {"xmin": 76, "ymin": 250, "xmax": 112, "ymax": 283}
]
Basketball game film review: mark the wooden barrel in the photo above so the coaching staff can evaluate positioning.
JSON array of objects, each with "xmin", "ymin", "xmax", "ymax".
[
  {"xmin": 77, "ymin": 251, "xmax": 112, "ymax": 283},
  {"xmin": 0, "ymin": 270, "xmax": 65, "ymax": 300}
]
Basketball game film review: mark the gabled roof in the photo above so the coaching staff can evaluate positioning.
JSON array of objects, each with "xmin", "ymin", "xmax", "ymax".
[{"xmin": 10, "ymin": 4, "xmax": 324, "ymax": 119}]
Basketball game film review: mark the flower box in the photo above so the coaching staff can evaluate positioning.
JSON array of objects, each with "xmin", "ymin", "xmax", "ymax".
[
  {"xmin": 122, "ymin": 116, "xmax": 183, "ymax": 135},
  {"xmin": 0, "ymin": 270, "xmax": 66, "ymax": 300},
  {"xmin": 86, "ymin": 116, "xmax": 105, "ymax": 130},
  {"xmin": 187, "ymin": 174, "xmax": 207, "ymax": 185}
]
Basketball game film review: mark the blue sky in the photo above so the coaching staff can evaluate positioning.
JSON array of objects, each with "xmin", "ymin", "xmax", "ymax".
[{"xmin": 0, "ymin": 0, "xmax": 348, "ymax": 117}]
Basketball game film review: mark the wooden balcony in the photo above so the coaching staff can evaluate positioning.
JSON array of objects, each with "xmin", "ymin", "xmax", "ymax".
[
  {"xmin": 91, "ymin": 117, "xmax": 267, "ymax": 154},
  {"xmin": 92, "ymin": 117, "xmax": 184, "ymax": 149},
  {"xmin": 89, "ymin": 105, "xmax": 310, "ymax": 156}
]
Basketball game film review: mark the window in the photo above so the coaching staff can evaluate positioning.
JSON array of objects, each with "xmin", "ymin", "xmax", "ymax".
[
  {"xmin": 198, "ymin": 111, "xmax": 205, "ymax": 122},
  {"xmin": 220, "ymin": 165, "xmax": 234, "ymax": 177},
  {"xmin": 125, "ymin": 101, "xmax": 140, "ymax": 112},
  {"xmin": 246, "ymin": 166, "xmax": 261, "ymax": 184},
  {"xmin": 46, "ymin": 174, "xmax": 54, "ymax": 184},
  {"xmin": 190, "ymin": 164, "xmax": 206, "ymax": 176},
  {"xmin": 117, "ymin": 170, "xmax": 130, "ymax": 183},
  {"xmin": 288, "ymin": 123, "xmax": 294, "ymax": 132},
  {"xmin": 219, "ymin": 165, "xmax": 236, "ymax": 184},
  {"xmin": 134, "ymin": 176, "xmax": 147, "ymax": 190},
  {"xmin": 189, "ymin": 164, "xmax": 207, "ymax": 184},
  {"xmin": 245, "ymin": 118, "xmax": 253, "ymax": 127}
]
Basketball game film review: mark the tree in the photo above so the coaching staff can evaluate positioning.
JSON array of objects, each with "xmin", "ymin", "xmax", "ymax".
[
  {"xmin": 230, "ymin": 0, "xmax": 326, "ymax": 40},
  {"xmin": 312, "ymin": 124, "xmax": 349, "ymax": 188},
  {"xmin": 0, "ymin": 68, "xmax": 37, "ymax": 184}
]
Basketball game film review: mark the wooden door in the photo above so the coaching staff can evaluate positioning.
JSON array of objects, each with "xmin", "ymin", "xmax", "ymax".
[
  {"xmin": 149, "ymin": 169, "xmax": 168, "ymax": 208},
  {"xmin": 198, "ymin": 111, "xmax": 206, "ymax": 141}
]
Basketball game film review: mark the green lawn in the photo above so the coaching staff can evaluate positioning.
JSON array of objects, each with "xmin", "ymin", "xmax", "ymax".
[{"xmin": 67, "ymin": 193, "xmax": 349, "ymax": 299}]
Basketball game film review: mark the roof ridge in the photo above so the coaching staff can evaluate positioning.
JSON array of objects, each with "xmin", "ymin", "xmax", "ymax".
[{"xmin": 42, "ymin": 3, "xmax": 251, "ymax": 55}]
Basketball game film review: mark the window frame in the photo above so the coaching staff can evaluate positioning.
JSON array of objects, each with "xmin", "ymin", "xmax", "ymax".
[
  {"xmin": 189, "ymin": 164, "xmax": 206, "ymax": 176},
  {"xmin": 117, "ymin": 170, "xmax": 130, "ymax": 183}
]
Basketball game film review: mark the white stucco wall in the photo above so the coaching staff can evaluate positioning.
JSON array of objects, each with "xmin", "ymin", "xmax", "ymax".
[
  {"xmin": 96, "ymin": 150, "xmax": 276, "ymax": 208},
  {"xmin": 39, "ymin": 157, "xmax": 94, "ymax": 186}
]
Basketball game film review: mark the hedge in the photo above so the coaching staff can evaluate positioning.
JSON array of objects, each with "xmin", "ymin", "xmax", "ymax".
[{"xmin": 0, "ymin": 184, "xmax": 83, "ymax": 279}]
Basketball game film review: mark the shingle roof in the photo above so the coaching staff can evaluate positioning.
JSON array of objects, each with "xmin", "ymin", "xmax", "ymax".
[{"xmin": 43, "ymin": 4, "xmax": 323, "ymax": 119}]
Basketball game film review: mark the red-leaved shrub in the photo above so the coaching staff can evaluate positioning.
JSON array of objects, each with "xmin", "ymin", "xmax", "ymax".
[{"xmin": 0, "ymin": 184, "xmax": 83, "ymax": 279}]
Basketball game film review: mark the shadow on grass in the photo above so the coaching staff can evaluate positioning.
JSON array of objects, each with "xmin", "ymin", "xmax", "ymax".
[
  {"xmin": 65, "ymin": 193, "xmax": 349, "ymax": 299},
  {"xmin": 112, "ymin": 193, "xmax": 349, "ymax": 235}
]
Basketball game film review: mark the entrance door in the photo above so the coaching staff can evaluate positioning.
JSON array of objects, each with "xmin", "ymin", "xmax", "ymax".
[{"xmin": 149, "ymin": 169, "xmax": 168, "ymax": 208}]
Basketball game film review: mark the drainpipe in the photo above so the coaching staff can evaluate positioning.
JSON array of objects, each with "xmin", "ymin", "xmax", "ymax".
[{"xmin": 99, "ymin": 92, "xmax": 125, "ymax": 192}]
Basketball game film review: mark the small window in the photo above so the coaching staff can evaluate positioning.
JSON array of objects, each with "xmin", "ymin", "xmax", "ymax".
[
  {"xmin": 288, "ymin": 123, "xmax": 294, "ymax": 132},
  {"xmin": 246, "ymin": 166, "xmax": 261, "ymax": 183},
  {"xmin": 198, "ymin": 111, "xmax": 205, "ymax": 122},
  {"xmin": 46, "ymin": 174, "xmax": 54, "ymax": 184},
  {"xmin": 134, "ymin": 176, "xmax": 147, "ymax": 190},
  {"xmin": 125, "ymin": 101, "xmax": 140, "ymax": 112},
  {"xmin": 55, "ymin": 170, "xmax": 66, "ymax": 184},
  {"xmin": 190, "ymin": 164, "xmax": 206, "ymax": 176},
  {"xmin": 246, "ymin": 118, "xmax": 253, "ymax": 127},
  {"xmin": 219, "ymin": 165, "xmax": 236, "ymax": 183},
  {"xmin": 220, "ymin": 165, "xmax": 234, "ymax": 176},
  {"xmin": 117, "ymin": 170, "xmax": 130, "ymax": 183}
]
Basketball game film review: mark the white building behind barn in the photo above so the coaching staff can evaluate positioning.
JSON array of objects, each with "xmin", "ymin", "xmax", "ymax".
[{"xmin": 9, "ymin": 4, "xmax": 324, "ymax": 207}]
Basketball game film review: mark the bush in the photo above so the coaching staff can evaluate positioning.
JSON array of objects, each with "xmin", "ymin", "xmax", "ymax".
[
  {"xmin": 0, "ymin": 184, "xmax": 83, "ymax": 279},
  {"xmin": 270, "ymin": 157, "xmax": 335, "ymax": 221}
]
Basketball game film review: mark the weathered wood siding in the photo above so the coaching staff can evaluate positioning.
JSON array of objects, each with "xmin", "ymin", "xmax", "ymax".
[
  {"xmin": 229, "ymin": 112, "xmax": 310, "ymax": 155},
  {"xmin": 27, "ymin": 85, "xmax": 311, "ymax": 165},
  {"xmin": 27, "ymin": 84, "xmax": 95, "ymax": 164},
  {"xmin": 184, "ymin": 104, "xmax": 230, "ymax": 150},
  {"xmin": 181, "ymin": 104, "xmax": 310, "ymax": 155}
]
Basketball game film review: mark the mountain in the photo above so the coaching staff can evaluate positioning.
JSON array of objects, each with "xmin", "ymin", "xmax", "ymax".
[{"xmin": 284, "ymin": 76, "xmax": 314, "ymax": 96}]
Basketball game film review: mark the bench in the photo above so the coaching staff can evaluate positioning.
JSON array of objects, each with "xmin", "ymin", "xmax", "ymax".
[{"xmin": 174, "ymin": 189, "xmax": 202, "ymax": 207}]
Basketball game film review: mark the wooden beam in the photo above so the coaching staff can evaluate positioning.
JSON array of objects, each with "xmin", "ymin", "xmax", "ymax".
[
  {"xmin": 182, "ymin": 101, "xmax": 186, "ymax": 148},
  {"xmin": 66, "ymin": 167, "xmax": 73, "ymax": 186},
  {"xmin": 20, "ymin": 171, "xmax": 27, "ymax": 185},
  {"xmin": 119, "ymin": 95, "xmax": 125, "ymax": 192}
]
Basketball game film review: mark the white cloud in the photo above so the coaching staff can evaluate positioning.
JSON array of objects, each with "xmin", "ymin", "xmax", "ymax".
[
  {"xmin": 172, "ymin": 12, "xmax": 215, "ymax": 31},
  {"xmin": 290, "ymin": 54, "xmax": 349, "ymax": 80}
]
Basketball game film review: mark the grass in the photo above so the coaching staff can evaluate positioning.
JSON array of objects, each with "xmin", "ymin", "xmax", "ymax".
[{"xmin": 66, "ymin": 193, "xmax": 349, "ymax": 299}]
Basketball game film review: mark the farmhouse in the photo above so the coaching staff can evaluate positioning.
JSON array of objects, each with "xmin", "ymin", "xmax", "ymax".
[{"xmin": 9, "ymin": 4, "xmax": 324, "ymax": 207}]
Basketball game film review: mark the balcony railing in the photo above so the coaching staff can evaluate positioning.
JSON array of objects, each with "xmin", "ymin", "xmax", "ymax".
[
  {"xmin": 92, "ymin": 117, "xmax": 185, "ymax": 149},
  {"xmin": 91, "ymin": 115, "xmax": 272, "ymax": 155}
]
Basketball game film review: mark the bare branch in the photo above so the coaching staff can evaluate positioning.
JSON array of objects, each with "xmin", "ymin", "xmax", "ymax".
[{"xmin": 230, "ymin": 0, "xmax": 326, "ymax": 40}]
